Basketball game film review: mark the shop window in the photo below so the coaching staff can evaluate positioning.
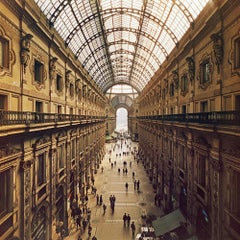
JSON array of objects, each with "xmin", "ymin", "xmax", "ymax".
[
  {"xmin": 58, "ymin": 144, "xmax": 65, "ymax": 169},
  {"xmin": 230, "ymin": 171, "xmax": 240, "ymax": 234},
  {"xmin": 34, "ymin": 60, "xmax": 44, "ymax": 84},
  {"xmin": 198, "ymin": 154, "xmax": 206, "ymax": 188},
  {"xmin": 0, "ymin": 169, "xmax": 12, "ymax": 218},
  {"xmin": 234, "ymin": 37, "xmax": 240, "ymax": 70},
  {"xmin": 71, "ymin": 139, "xmax": 76, "ymax": 159},
  {"xmin": 37, "ymin": 153, "xmax": 46, "ymax": 186},
  {"xmin": 0, "ymin": 36, "xmax": 9, "ymax": 69},
  {"xmin": 179, "ymin": 145, "xmax": 185, "ymax": 170}
]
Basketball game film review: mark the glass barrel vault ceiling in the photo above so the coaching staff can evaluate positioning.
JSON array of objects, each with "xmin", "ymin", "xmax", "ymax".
[{"xmin": 34, "ymin": 0, "xmax": 209, "ymax": 93}]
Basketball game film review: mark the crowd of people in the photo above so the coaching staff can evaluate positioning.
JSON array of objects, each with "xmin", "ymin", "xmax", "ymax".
[{"xmin": 68, "ymin": 137, "xmax": 142, "ymax": 239}]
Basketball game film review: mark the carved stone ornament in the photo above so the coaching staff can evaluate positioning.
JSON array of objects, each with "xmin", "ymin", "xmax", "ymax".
[
  {"xmin": 20, "ymin": 34, "xmax": 33, "ymax": 73},
  {"xmin": 210, "ymin": 33, "xmax": 223, "ymax": 73},
  {"xmin": 75, "ymin": 78, "xmax": 81, "ymax": 93},
  {"xmin": 65, "ymin": 70, "xmax": 72, "ymax": 88},
  {"xmin": 186, "ymin": 56, "xmax": 195, "ymax": 82},
  {"xmin": 49, "ymin": 57, "xmax": 58, "ymax": 81},
  {"xmin": 20, "ymin": 159, "xmax": 33, "ymax": 170},
  {"xmin": 172, "ymin": 70, "xmax": 179, "ymax": 89},
  {"xmin": 210, "ymin": 158, "xmax": 222, "ymax": 171}
]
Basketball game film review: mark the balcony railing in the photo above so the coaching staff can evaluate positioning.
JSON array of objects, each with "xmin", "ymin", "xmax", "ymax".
[
  {"xmin": 0, "ymin": 110, "xmax": 106, "ymax": 126},
  {"xmin": 137, "ymin": 111, "xmax": 240, "ymax": 125}
]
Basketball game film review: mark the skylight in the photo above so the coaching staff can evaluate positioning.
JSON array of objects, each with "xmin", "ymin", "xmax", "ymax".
[{"xmin": 34, "ymin": 0, "xmax": 209, "ymax": 93}]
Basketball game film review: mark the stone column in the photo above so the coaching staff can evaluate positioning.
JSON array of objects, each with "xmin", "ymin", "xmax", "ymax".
[
  {"xmin": 20, "ymin": 157, "xmax": 33, "ymax": 240},
  {"xmin": 210, "ymin": 149, "xmax": 222, "ymax": 240}
]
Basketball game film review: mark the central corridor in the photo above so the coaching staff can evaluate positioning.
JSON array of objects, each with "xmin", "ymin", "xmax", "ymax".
[{"xmin": 66, "ymin": 139, "xmax": 163, "ymax": 240}]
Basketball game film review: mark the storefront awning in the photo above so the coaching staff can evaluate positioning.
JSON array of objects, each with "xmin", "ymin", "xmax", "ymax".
[{"xmin": 152, "ymin": 209, "xmax": 186, "ymax": 237}]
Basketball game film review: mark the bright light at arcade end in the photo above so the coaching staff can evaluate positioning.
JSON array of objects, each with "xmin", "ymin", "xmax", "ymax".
[{"xmin": 34, "ymin": 0, "xmax": 209, "ymax": 93}]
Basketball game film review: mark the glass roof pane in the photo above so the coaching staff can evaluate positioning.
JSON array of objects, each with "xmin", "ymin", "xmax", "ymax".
[{"xmin": 34, "ymin": 0, "xmax": 210, "ymax": 92}]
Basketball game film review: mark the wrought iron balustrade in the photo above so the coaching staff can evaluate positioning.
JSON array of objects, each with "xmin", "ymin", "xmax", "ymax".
[
  {"xmin": 138, "ymin": 111, "xmax": 240, "ymax": 125},
  {"xmin": 0, "ymin": 110, "xmax": 105, "ymax": 126}
]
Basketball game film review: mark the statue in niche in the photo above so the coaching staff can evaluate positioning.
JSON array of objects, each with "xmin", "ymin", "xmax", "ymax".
[
  {"xmin": 75, "ymin": 79, "xmax": 81, "ymax": 93},
  {"xmin": 186, "ymin": 56, "xmax": 195, "ymax": 82},
  {"xmin": 211, "ymin": 33, "xmax": 224, "ymax": 73},
  {"xmin": 49, "ymin": 57, "xmax": 58, "ymax": 81},
  {"xmin": 20, "ymin": 34, "xmax": 33, "ymax": 73},
  {"xmin": 65, "ymin": 70, "xmax": 72, "ymax": 88},
  {"xmin": 172, "ymin": 70, "xmax": 179, "ymax": 89},
  {"xmin": 164, "ymin": 79, "xmax": 168, "ymax": 93}
]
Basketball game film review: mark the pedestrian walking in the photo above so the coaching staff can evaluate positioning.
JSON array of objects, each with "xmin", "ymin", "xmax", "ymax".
[
  {"xmin": 126, "ymin": 214, "xmax": 131, "ymax": 227},
  {"xmin": 92, "ymin": 236, "xmax": 97, "ymax": 240},
  {"xmin": 123, "ymin": 213, "xmax": 127, "ymax": 226},
  {"xmin": 101, "ymin": 166, "xmax": 104, "ymax": 172},
  {"xmin": 130, "ymin": 221, "xmax": 136, "ymax": 236},
  {"xmin": 99, "ymin": 194, "xmax": 103, "ymax": 205},
  {"xmin": 125, "ymin": 182, "xmax": 129, "ymax": 190},
  {"xmin": 96, "ymin": 194, "xmax": 99, "ymax": 205},
  {"xmin": 76, "ymin": 215, "xmax": 81, "ymax": 230},
  {"xmin": 137, "ymin": 180, "xmax": 140, "ymax": 191},
  {"xmin": 103, "ymin": 203, "xmax": 107, "ymax": 215},
  {"xmin": 88, "ymin": 224, "xmax": 92, "ymax": 237}
]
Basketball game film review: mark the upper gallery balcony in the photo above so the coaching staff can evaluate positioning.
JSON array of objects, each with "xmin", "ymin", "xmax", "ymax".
[{"xmin": 0, "ymin": 110, "xmax": 106, "ymax": 136}]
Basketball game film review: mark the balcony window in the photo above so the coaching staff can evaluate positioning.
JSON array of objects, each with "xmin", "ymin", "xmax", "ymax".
[
  {"xmin": 201, "ymin": 101, "xmax": 208, "ymax": 112},
  {"xmin": 0, "ymin": 94, "xmax": 7, "ymax": 110},
  {"xmin": 0, "ymin": 37, "xmax": 9, "ymax": 69},
  {"xmin": 34, "ymin": 60, "xmax": 44, "ymax": 84}
]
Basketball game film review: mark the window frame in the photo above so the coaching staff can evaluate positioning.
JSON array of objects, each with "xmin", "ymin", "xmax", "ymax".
[
  {"xmin": 0, "ymin": 36, "xmax": 9, "ymax": 69},
  {"xmin": 34, "ymin": 59, "xmax": 44, "ymax": 84},
  {"xmin": 37, "ymin": 153, "xmax": 46, "ymax": 186},
  {"xmin": 56, "ymin": 74, "xmax": 63, "ymax": 93},
  {"xmin": 234, "ymin": 37, "xmax": 240, "ymax": 70},
  {"xmin": 0, "ymin": 168, "xmax": 12, "ymax": 218}
]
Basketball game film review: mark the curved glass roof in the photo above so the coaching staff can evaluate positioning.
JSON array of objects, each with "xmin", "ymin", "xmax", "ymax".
[
  {"xmin": 34, "ymin": 0, "xmax": 209, "ymax": 93},
  {"xmin": 105, "ymin": 84, "xmax": 138, "ymax": 107}
]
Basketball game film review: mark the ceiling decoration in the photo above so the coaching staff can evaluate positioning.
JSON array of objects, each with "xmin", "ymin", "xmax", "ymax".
[{"xmin": 34, "ymin": 0, "xmax": 209, "ymax": 93}]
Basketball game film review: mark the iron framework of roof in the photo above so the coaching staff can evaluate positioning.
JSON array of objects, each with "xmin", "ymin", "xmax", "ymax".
[{"xmin": 34, "ymin": 0, "xmax": 209, "ymax": 94}]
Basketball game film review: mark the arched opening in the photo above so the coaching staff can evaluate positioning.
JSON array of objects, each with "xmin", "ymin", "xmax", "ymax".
[{"xmin": 116, "ymin": 107, "xmax": 128, "ymax": 133}]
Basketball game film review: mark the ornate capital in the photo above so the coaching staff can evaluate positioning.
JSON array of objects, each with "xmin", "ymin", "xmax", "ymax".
[{"xmin": 20, "ymin": 160, "xmax": 33, "ymax": 170}]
